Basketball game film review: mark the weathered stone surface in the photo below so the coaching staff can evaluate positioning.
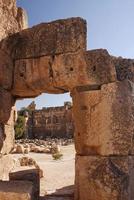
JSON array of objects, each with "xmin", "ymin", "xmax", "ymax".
[
  {"xmin": 0, "ymin": 1, "xmax": 28, "ymax": 155},
  {"xmin": 0, "ymin": 0, "xmax": 28, "ymax": 41},
  {"xmin": 75, "ymin": 155, "xmax": 134, "ymax": 200},
  {"xmin": 85, "ymin": 49, "xmax": 116, "ymax": 85},
  {"xmin": 12, "ymin": 49, "xmax": 116, "ymax": 97},
  {"xmin": 0, "ymin": 49, "xmax": 13, "ymax": 90},
  {"xmin": 0, "ymin": 155, "xmax": 15, "ymax": 180},
  {"xmin": 1, "ymin": 106, "xmax": 17, "ymax": 154},
  {"xmin": 12, "ymin": 51, "xmax": 88, "ymax": 96},
  {"xmin": 0, "ymin": 92, "xmax": 15, "ymax": 153},
  {"xmin": 1, "ymin": 1, "xmax": 134, "ymax": 200},
  {"xmin": 0, "ymin": 90, "xmax": 14, "ymax": 123},
  {"xmin": 6, "ymin": 17, "xmax": 86, "ymax": 59},
  {"xmin": 113, "ymin": 57, "xmax": 134, "ymax": 82},
  {"xmin": 72, "ymin": 80, "xmax": 134, "ymax": 156},
  {"xmin": 9, "ymin": 169, "xmax": 40, "ymax": 200},
  {"xmin": 0, "ymin": 0, "xmax": 27, "ymax": 172},
  {"xmin": 0, "ymin": 180, "xmax": 34, "ymax": 200}
]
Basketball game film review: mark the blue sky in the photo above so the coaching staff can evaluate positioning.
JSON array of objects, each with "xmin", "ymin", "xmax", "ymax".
[{"xmin": 16, "ymin": 0, "xmax": 134, "ymax": 109}]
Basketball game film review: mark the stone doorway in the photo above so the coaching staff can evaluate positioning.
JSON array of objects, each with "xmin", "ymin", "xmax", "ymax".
[
  {"xmin": 14, "ymin": 93, "xmax": 75, "ymax": 199},
  {"xmin": 1, "ymin": 1, "xmax": 134, "ymax": 199}
]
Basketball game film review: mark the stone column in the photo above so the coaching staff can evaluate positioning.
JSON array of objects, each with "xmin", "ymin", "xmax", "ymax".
[{"xmin": 72, "ymin": 80, "xmax": 134, "ymax": 200}]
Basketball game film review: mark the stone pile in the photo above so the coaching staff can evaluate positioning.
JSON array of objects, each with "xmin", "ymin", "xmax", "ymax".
[
  {"xmin": 18, "ymin": 157, "xmax": 44, "ymax": 178},
  {"xmin": 12, "ymin": 139, "xmax": 71, "ymax": 154},
  {"xmin": 16, "ymin": 138, "xmax": 74, "ymax": 146}
]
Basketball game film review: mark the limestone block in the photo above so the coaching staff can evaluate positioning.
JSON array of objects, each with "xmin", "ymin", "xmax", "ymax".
[
  {"xmin": 51, "ymin": 49, "xmax": 116, "ymax": 91},
  {"xmin": 72, "ymin": 80, "xmax": 134, "ymax": 156},
  {"xmin": 0, "ymin": 93, "xmax": 15, "ymax": 153},
  {"xmin": 113, "ymin": 57, "xmax": 134, "ymax": 82},
  {"xmin": 9, "ymin": 169, "xmax": 40, "ymax": 200},
  {"xmin": 0, "ymin": 50, "xmax": 13, "ymax": 90},
  {"xmin": 0, "ymin": 0, "xmax": 28, "ymax": 40},
  {"xmin": 0, "ymin": 155, "xmax": 15, "ymax": 180},
  {"xmin": 16, "ymin": 7, "xmax": 28, "ymax": 30},
  {"xmin": 12, "ymin": 50, "xmax": 116, "ymax": 97},
  {"xmin": 1, "ymin": 106, "xmax": 16, "ymax": 154},
  {"xmin": 85, "ymin": 49, "xmax": 116, "ymax": 85},
  {"xmin": 7, "ymin": 17, "xmax": 86, "ymax": 60},
  {"xmin": 0, "ymin": 90, "xmax": 14, "ymax": 123},
  {"xmin": 2, "ymin": 123, "xmax": 14, "ymax": 154},
  {"xmin": 12, "ymin": 51, "xmax": 89, "ymax": 96},
  {"xmin": 0, "ymin": 180, "xmax": 34, "ymax": 200},
  {"xmin": 75, "ymin": 155, "xmax": 134, "ymax": 200}
]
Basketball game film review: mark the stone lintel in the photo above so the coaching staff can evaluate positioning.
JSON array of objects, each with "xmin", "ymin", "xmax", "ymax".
[
  {"xmin": 5, "ymin": 17, "xmax": 86, "ymax": 59},
  {"xmin": 12, "ymin": 49, "xmax": 117, "ymax": 97}
]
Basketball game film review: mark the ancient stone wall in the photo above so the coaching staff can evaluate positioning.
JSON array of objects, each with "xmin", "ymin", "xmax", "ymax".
[
  {"xmin": 1, "ymin": 0, "xmax": 134, "ymax": 199},
  {"xmin": 0, "ymin": 0, "xmax": 27, "ymax": 40},
  {"xmin": 72, "ymin": 58, "xmax": 134, "ymax": 200},
  {"xmin": 0, "ymin": 0, "xmax": 27, "ymax": 180},
  {"xmin": 27, "ymin": 102, "xmax": 74, "ymax": 139}
]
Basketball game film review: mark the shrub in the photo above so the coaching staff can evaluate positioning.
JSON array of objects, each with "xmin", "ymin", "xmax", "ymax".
[{"xmin": 52, "ymin": 152, "xmax": 63, "ymax": 160}]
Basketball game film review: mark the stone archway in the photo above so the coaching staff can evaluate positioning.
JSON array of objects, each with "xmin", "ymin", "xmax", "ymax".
[{"xmin": 1, "ymin": 1, "xmax": 134, "ymax": 199}]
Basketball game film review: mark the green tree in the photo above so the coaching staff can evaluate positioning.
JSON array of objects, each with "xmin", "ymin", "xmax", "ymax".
[{"xmin": 14, "ymin": 115, "xmax": 26, "ymax": 139}]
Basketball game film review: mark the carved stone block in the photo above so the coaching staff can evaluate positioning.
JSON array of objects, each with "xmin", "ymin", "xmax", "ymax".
[
  {"xmin": 75, "ymin": 155, "xmax": 134, "ymax": 200},
  {"xmin": 0, "ymin": 180, "xmax": 34, "ymax": 200},
  {"xmin": 72, "ymin": 80, "xmax": 134, "ymax": 156}
]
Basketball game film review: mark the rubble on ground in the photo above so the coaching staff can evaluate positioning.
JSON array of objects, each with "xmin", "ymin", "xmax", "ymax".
[
  {"xmin": 11, "ymin": 138, "xmax": 73, "ymax": 154},
  {"xmin": 18, "ymin": 156, "xmax": 44, "ymax": 178}
]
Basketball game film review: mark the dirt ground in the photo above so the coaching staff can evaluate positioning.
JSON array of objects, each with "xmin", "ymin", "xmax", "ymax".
[{"xmin": 11, "ymin": 144, "xmax": 75, "ymax": 198}]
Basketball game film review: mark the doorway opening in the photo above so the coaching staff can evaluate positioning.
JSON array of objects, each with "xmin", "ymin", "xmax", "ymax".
[{"xmin": 12, "ymin": 93, "xmax": 75, "ymax": 199}]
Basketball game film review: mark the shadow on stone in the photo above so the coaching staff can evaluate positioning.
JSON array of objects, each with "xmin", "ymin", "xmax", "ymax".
[{"xmin": 40, "ymin": 185, "xmax": 74, "ymax": 200}]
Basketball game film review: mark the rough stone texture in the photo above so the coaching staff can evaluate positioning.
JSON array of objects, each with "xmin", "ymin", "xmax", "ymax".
[
  {"xmin": 72, "ymin": 80, "xmax": 134, "ymax": 156},
  {"xmin": 0, "ymin": 49, "xmax": 13, "ymax": 90},
  {"xmin": 27, "ymin": 102, "xmax": 74, "ymax": 139},
  {"xmin": 0, "ymin": 90, "xmax": 15, "ymax": 124},
  {"xmin": 0, "ymin": 0, "xmax": 28, "ymax": 40},
  {"xmin": 0, "ymin": 155, "xmax": 15, "ymax": 180},
  {"xmin": 113, "ymin": 57, "xmax": 134, "ymax": 82},
  {"xmin": 12, "ymin": 49, "xmax": 116, "ymax": 97},
  {"xmin": 0, "ymin": 0, "xmax": 27, "ymax": 177},
  {"xmin": 9, "ymin": 169, "xmax": 40, "ymax": 200},
  {"xmin": 0, "ymin": 94, "xmax": 14, "ymax": 153},
  {"xmin": 0, "ymin": 180, "xmax": 34, "ymax": 200},
  {"xmin": 12, "ymin": 51, "xmax": 88, "ymax": 97},
  {"xmin": 1, "ymin": 1, "xmax": 134, "ymax": 199},
  {"xmin": 75, "ymin": 155, "xmax": 134, "ymax": 200},
  {"xmin": 5, "ymin": 17, "xmax": 86, "ymax": 59},
  {"xmin": 1, "ymin": 106, "xmax": 17, "ymax": 154},
  {"xmin": 85, "ymin": 49, "xmax": 116, "ymax": 85}
]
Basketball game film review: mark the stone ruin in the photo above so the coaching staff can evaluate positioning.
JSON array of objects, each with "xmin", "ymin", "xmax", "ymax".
[
  {"xmin": 1, "ymin": 0, "xmax": 134, "ymax": 199},
  {"xmin": 26, "ymin": 101, "xmax": 74, "ymax": 139}
]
